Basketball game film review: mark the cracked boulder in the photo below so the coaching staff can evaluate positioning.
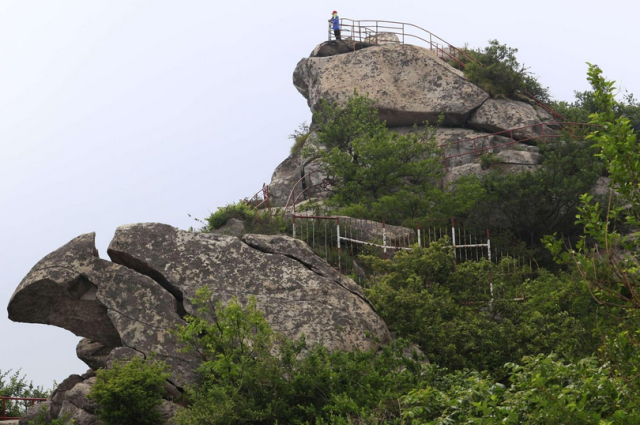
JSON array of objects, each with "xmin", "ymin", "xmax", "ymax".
[
  {"xmin": 108, "ymin": 223, "xmax": 391, "ymax": 352},
  {"xmin": 469, "ymin": 99, "xmax": 556, "ymax": 141},
  {"xmin": 293, "ymin": 43, "xmax": 489, "ymax": 127},
  {"xmin": 7, "ymin": 233, "xmax": 199, "ymax": 388}
]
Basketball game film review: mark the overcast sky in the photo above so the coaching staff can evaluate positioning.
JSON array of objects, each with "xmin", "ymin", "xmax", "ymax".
[{"xmin": 1, "ymin": 0, "xmax": 639, "ymax": 390}]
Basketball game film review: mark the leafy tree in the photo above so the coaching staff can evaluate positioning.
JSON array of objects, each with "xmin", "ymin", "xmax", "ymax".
[
  {"xmin": 552, "ymin": 88, "xmax": 640, "ymax": 129},
  {"xmin": 460, "ymin": 40, "xmax": 550, "ymax": 101},
  {"xmin": 546, "ymin": 64, "xmax": 640, "ymax": 309},
  {"xmin": 310, "ymin": 93, "xmax": 482, "ymax": 224},
  {"xmin": 88, "ymin": 356, "xmax": 169, "ymax": 425},
  {"xmin": 0, "ymin": 369, "xmax": 48, "ymax": 419},
  {"xmin": 472, "ymin": 138, "xmax": 603, "ymax": 259},
  {"xmin": 172, "ymin": 287, "xmax": 425, "ymax": 424},
  {"xmin": 401, "ymin": 354, "xmax": 640, "ymax": 424},
  {"xmin": 361, "ymin": 240, "xmax": 599, "ymax": 377}
]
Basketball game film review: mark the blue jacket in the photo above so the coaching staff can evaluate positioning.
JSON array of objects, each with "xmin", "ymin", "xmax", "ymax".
[{"xmin": 331, "ymin": 14, "xmax": 340, "ymax": 30}]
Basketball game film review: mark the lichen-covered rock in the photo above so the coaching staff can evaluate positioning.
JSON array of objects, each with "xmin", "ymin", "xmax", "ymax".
[
  {"xmin": 268, "ymin": 132, "xmax": 329, "ymax": 208},
  {"xmin": 294, "ymin": 43, "xmax": 489, "ymax": 127},
  {"xmin": 211, "ymin": 217, "xmax": 246, "ymax": 237},
  {"xmin": 7, "ymin": 233, "xmax": 199, "ymax": 387},
  {"xmin": 76, "ymin": 338, "xmax": 114, "ymax": 371},
  {"xmin": 364, "ymin": 32, "xmax": 400, "ymax": 45},
  {"xmin": 108, "ymin": 223, "xmax": 391, "ymax": 352},
  {"xmin": 469, "ymin": 99, "xmax": 555, "ymax": 141}
]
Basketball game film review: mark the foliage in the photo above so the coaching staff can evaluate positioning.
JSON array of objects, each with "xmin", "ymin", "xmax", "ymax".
[
  {"xmin": 0, "ymin": 369, "xmax": 48, "ymax": 419},
  {"xmin": 311, "ymin": 93, "xmax": 482, "ymax": 224},
  {"xmin": 361, "ymin": 240, "xmax": 599, "ymax": 377},
  {"xmin": 546, "ymin": 64, "xmax": 640, "ymax": 309},
  {"xmin": 289, "ymin": 121, "xmax": 311, "ymax": 155},
  {"xmin": 204, "ymin": 202, "xmax": 288, "ymax": 235},
  {"xmin": 551, "ymin": 88, "xmax": 640, "ymax": 129},
  {"xmin": 206, "ymin": 202, "xmax": 256, "ymax": 230},
  {"xmin": 88, "ymin": 356, "xmax": 170, "ymax": 425},
  {"xmin": 459, "ymin": 40, "xmax": 549, "ymax": 101},
  {"xmin": 472, "ymin": 138, "xmax": 603, "ymax": 256},
  {"xmin": 172, "ymin": 287, "xmax": 426, "ymax": 424},
  {"xmin": 401, "ymin": 354, "xmax": 640, "ymax": 424},
  {"xmin": 28, "ymin": 406, "xmax": 75, "ymax": 425}
]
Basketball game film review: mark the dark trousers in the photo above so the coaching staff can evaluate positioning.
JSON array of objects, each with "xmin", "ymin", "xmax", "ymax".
[{"xmin": 334, "ymin": 29, "xmax": 341, "ymax": 40}]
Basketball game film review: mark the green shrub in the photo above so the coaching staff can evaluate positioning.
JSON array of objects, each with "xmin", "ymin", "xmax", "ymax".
[
  {"xmin": 206, "ymin": 202, "xmax": 255, "ymax": 230},
  {"xmin": 172, "ymin": 287, "xmax": 425, "ymax": 424},
  {"xmin": 88, "ymin": 356, "xmax": 170, "ymax": 425},
  {"xmin": 460, "ymin": 40, "xmax": 549, "ymax": 101},
  {"xmin": 289, "ymin": 122, "xmax": 310, "ymax": 155},
  {"xmin": 361, "ymin": 240, "xmax": 598, "ymax": 377},
  {"xmin": 0, "ymin": 369, "xmax": 49, "ymax": 419},
  {"xmin": 401, "ymin": 354, "xmax": 640, "ymax": 424},
  {"xmin": 28, "ymin": 406, "xmax": 74, "ymax": 425}
]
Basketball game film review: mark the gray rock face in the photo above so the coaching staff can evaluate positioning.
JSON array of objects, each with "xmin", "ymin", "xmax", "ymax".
[
  {"xmin": 310, "ymin": 40, "xmax": 362, "ymax": 57},
  {"xmin": 7, "ymin": 233, "xmax": 199, "ymax": 388},
  {"xmin": 268, "ymin": 155, "xmax": 328, "ymax": 208},
  {"xmin": 294, "ymin": 43, "xmax": 489, "ymax": 127},
  {"xmin": 108, "ymin": 223, "xmax": 391, "ymax": 352},
  {"xmin": 433, "ymin": 128, "xmax": 514, "ymax": 168},
  {"xmin": 11, "ymin": 224, "xmax": 390, "ymax": 423},
  {"xmin": 211, "ymin": 217, "xmax": 246, "ymax": 238},
  {"xmin": 469, "ymin": 99, "xmax": 555, "ymax": 141},
  {"xmin": 76, "ymin": 339, "xmax": 114, "ymax": 371},
  {"xmin": 364, "ymin": 32, "xmax": 400, "ymax": 45}
]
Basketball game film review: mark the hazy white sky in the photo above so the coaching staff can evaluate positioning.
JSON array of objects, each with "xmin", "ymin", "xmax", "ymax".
[{"xmin": 1, "ymin": 0, "xmax": 638, "ymax": 389}]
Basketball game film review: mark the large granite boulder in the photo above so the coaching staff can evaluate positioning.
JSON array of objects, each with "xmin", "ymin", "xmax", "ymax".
[
  {"xmin": 107, "ymin": 223, "xmax": 390, "ymax": 352},
  {"xmin": 10, "ymin": 224, "xmax": 391, "ymax": 424},
  {"xmin": 7, "ymin": 233, "xmax": 198, "ymax": 388},
  {"xmin": 294, "ymin": 43, "xmax": 489, "ymax": 127},
  {"xmin": 469, "ymin": 99, "xmax": 556, "ymax": 141}
]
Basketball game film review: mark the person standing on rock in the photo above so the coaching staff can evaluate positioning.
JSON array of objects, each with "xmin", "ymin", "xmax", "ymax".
[{"xmin": 329, "ymin": 11, "xmax": 341, "ymax": 40}]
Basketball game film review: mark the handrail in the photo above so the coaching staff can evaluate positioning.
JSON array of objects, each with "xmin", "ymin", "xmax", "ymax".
[
  {"xmin": 328, "ymin": 18, "xmax": 564, "ymax": 119},
  {"xmin": 1, "ymin": 396, "xmax": 47, "ymax": 420},
  {"xmin": 284, "ymin": 170, "xmax": 331, "ymax": 213},
  {"xmin": 329, "ymin": 18, "xmax": 480, "ymax": 69},
  {"xmin": 441, "ymin": 121, "xmax": 595, "ymax": 170},
  {"xmin": 243, "ymin": 183, "xmax": 270, "ymax": 210}
]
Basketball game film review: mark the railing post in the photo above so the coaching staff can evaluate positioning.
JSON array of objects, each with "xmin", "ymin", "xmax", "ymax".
[
  {"xmin": 487, "ymin": 227, "xmax": 493, "ymax": 307},
  {"xmin": 2, "ymin": 398, "xmax": 5, "ymax": 420},
  {"xmin": 451, "ymin": 218, "xmax": 457, "ymax": 268},
  {"xmin": 571, "ymin": 122, "xmax": 574, "ymax": 140},
  {"xmin": 292, "ymin": 216, "xmax": 296, "ymax": 238},
  {"xmin": 417, "ymin": 222, "xmax": 421, "ymax": 247},
  {"xmin": 337, "ymin": 218, "xmax": 341, "ymax": 272},
  {"xmin": 383, "ymin": 220, "xmax": 387, "ymax": 260}
]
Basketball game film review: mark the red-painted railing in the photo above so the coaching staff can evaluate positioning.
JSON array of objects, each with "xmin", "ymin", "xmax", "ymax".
[
  {"xmin": 1, "ymin": 396, "xmax": 47, "ymax": 420},
  {"xmin": 284, "ymin": 170, "xmax": 331, "ymax": 213},
  {"xmin": 244, "ymin": 183, "xmax": 271, "ymax": 210},
  {"xmin": 441, "ymin": 121, "xmax": 594, "ymax": 170}
]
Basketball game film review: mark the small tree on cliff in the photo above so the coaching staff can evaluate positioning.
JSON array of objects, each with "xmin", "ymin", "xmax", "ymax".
[{"xmin": 310, "ymin": 93, "xmax": 480, "ymax": 223}]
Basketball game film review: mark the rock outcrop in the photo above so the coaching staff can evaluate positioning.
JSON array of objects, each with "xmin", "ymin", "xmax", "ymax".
[
  {"xmin": 107, "ymin": 223, "xmax": 389, "ymax": 352},
  {"xmin": 9, "ymin": 223, "xmax": 390, "ymax": 423},
  {"xmin": 294, "ymin": 43, "xmax": 490, "ymax": 127},
  {"xmin": 469, "ymin": 99, "xmax": 555, "ymax": 141}
]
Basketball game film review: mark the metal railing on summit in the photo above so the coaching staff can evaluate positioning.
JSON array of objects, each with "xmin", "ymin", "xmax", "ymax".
[
  {"xmin": 326, "ymin": 18, "xmax": 565, "ymax": 119},
  {"xmin": 328, "ymin": 18, "xmax": 478, "ymax": 69}
]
